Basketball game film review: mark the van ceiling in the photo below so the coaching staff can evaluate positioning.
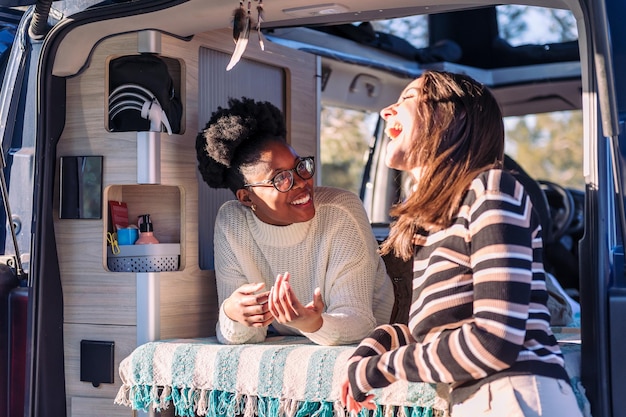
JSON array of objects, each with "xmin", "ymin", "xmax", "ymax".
[
  {"xmin": 56, "ymin": 0, "xmax": 582, "ymax": 41},
  {"xmin": 49, "ymin": 0, "xmax": 583, "ymax": 118}
]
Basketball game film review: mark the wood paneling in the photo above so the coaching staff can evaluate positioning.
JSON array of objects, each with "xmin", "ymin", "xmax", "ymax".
[
  {"xmin": 71, "ymin": 396, "xmax": 133, "ymax": 417},
  {"xmin": 64, "ymin": 323, "xmax": 135, "ymax": 401},
  {"xmin": 57, "ymin": 25, "xmax": 318, "ymax": 412}
]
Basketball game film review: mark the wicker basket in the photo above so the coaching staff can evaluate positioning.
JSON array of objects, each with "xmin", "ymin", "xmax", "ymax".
[{"xmin": 107, "ymin": 243, "xmax": 180, "ymax": 272}]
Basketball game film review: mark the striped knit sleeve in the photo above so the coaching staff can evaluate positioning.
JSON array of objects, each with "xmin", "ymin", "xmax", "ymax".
[
  {"xmin": 347, "ymin": 171, "xmax": 542, "ymax": 402},
  {"xmin": 346, "ymin": 324, "xmax": 415, "ymax": 396}
]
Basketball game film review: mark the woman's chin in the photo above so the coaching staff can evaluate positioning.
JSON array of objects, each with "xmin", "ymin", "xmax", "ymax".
[
  {"xmin": 289, "ymin": 203, "xmax": 316, "ymax": 223},
  {"xmin": 384, "ymin": 156, "xmax": 403, "ymax": 171}
]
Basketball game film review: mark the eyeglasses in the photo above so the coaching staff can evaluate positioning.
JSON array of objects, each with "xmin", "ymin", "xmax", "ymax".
[{"xmin": 244, "ymin": 156, "xmax": 315, "ymax": 192}]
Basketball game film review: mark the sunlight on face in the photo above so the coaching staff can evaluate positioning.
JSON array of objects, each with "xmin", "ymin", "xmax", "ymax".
[{"xmin": 242, "ymin": 142, "xmax": 316, "ymax": 226}]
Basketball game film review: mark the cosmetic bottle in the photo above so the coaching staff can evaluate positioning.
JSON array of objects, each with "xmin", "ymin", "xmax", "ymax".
[{"xmin": 135, "ymin": 214, "xmax": 160, "ymax": 244}]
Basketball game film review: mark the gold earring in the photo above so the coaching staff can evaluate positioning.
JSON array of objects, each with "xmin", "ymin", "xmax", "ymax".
[{"xmin": 251, "ymin": 203, "xmax": 257, "ymax": 212}]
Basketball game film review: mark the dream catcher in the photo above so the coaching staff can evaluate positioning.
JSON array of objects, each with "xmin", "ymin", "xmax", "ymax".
[{"xmin": 226, "ymin": 0, "xmax": 265, "ymax": 71}]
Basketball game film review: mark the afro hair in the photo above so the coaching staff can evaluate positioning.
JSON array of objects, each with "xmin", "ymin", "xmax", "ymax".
[{"xmin": 196, "ymin": 97, "xmax": 287, "ymax": 192}]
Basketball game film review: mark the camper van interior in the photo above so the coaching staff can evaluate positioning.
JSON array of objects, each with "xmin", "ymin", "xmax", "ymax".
[{"xmin": 0, "ymin": 0, "xmax": 624, "ymax": 416}]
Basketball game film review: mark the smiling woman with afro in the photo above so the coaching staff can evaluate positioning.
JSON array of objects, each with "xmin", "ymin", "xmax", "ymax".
[{"xmin": 195, "ymin": 96, "xmax": 393, "ymax": 346}]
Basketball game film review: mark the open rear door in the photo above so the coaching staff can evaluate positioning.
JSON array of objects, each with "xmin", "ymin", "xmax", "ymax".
[{"xmin": 579, "ymin": 0, "xmax": 626, "ymax": 416}]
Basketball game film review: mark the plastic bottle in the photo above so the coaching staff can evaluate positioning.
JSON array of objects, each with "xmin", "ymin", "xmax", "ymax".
[{"xmin": 135, "ymin": 214, "xmax": 160, "ymax": 244}]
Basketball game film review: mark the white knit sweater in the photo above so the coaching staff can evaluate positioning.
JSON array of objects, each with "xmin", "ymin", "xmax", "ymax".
[{"xmin": 214, "ymin": 186, "xmax": 394, "ymax": 345}]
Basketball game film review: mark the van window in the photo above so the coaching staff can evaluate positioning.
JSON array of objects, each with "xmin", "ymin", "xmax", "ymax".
[
  {"xmin": 504, "ymin": 110, "xmax": 584, "ymax": 190},
  {"xmin": 369, "ymin": 16, "xmax": 428, "ymax": 48},
  {"xmin": 319, "ymin": 105, "xmax": 378, "ymax": 195},
  {"xmin": 321, "ymin": 106, "xmax": 584, "ymax": 198},
  {"xmin": 496, "ymin": 5, "xmax": 578, "ymax": 46}
]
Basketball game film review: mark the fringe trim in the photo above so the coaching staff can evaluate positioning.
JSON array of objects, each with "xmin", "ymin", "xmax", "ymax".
[{"xmin": 114, "ymin": 385, "xmax": 436, "ymax": 417}]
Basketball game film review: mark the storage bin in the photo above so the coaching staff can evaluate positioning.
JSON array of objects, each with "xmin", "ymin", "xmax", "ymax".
[{"xmin": 107, "ymin": 243, "xmax": 180, "ymax": 272}]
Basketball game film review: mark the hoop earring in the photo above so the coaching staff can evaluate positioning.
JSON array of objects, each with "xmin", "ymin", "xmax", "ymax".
[{"xmin": 251, "ymin": 203, "xmax": 257, "ymax": 212}]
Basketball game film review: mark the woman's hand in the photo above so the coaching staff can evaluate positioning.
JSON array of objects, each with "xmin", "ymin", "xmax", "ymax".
[
  {"xmin": 268, "ymin": 272, "xmax": 324, "ymax": 333},
  {"xmin": 340, "ymin": 376, "xmax": 376, "ymax": 414},
  {"xmin": 223, "ymin": 282, "xmax": 273, "ymax": 327}
]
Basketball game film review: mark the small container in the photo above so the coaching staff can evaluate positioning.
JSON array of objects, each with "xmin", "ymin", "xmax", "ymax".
[
  {"xmin": 135, "ymin": 214, "xmax": 160, "ymax": 244},
  {"xmin": 117, "ymin": 226, "xmax": 139, "ymax": 245}
]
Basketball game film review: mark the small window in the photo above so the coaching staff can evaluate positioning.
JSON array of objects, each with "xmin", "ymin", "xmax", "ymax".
[
  {"xmin": 319, "ymin": 105, "xmax": 378, "ymax": 195},
  {"xmin": 370, "ymin": 15, "xmax": 429, "ymax": 48},
  {"xmin": 496, "ymin": 5, "xmax": 578, "ymax": 46},
  {"xmin": 504, "ymin": 110, "xmax": 584, "ymax": 191}
]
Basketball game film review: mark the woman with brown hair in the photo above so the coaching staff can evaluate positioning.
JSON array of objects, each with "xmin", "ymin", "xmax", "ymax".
[{"xmin": 341, "ymin": 71, "xmax": 582, "ymax": 416}]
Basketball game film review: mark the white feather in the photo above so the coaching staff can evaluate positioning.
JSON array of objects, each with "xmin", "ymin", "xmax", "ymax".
[{"xmin": 227, "ymin": 16, "xmax": 250, "ymax": 71}]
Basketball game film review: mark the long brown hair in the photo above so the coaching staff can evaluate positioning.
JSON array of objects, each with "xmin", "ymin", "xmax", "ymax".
[{"xmin": 380, "ymin": 71, "xmax": 505, "ymax": 260}]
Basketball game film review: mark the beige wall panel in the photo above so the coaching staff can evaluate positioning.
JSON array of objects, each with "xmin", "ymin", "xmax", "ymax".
[
  {"xmin": 64, "ymin": 323, "xmax": 135, "ymax": 401},
  {"xmin": 58, "ymin": 33, "xmax": 139, "ymax": 327},
  {"xmin": 159, "ymin": 269, "xmax": 217, "ymax": 338},
  {"xmin": 63, "ymin": 272, "xmax": 136, "ymax": 326},
  {"xmin": 71, "ymin": 396, "xmax": 132, "ymax": 417},
  {"xmin": 57, "ymin": 24, "xmax": 318, "ymax": 411},
  {"xmin": 57, "ymin": 30, "xmax": 217, "ymax": 331}
]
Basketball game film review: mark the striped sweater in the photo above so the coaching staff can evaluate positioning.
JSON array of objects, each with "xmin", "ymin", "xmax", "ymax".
[{"xmin": 347, "ymin": 169, "xmax": 569, "ymax": 405}]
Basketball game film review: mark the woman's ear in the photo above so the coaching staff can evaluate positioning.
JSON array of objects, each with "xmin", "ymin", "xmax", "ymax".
[{"xmin": 236, "ymin": 188, "xmax": 253, "ymax": 208}]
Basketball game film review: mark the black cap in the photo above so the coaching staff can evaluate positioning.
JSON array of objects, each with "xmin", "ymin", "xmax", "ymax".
[{"xmin": 138, "ymin": 214, "xmax": 153, "ymax": 232}]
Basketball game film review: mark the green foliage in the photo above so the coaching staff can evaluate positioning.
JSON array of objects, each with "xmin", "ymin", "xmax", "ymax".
[
  {"xmin": 319, "ymin": 107, "xmax": 376, "ymax": 194},
  {"xmin": 371, "ymin": 15, "xmax": 428, "ymax": 48},
  {"xmin": 505, "ymin": 111, "xmax": 584, "ymax": 190},
  {"xmin": 497, "ymin": 5, "xmax": 528, "ymax": 41}
]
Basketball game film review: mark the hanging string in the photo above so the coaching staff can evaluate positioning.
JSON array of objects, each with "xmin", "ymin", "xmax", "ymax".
[
  {"xmin": 232, "ymin": 0, "xmax": 246, "ymax": 43},
  {"xmin": 257, "ymin": 0, "xmax": 265, "ymax": 50}
]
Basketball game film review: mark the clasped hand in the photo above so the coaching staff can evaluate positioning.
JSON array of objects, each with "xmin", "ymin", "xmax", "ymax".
[
  {"xmin": 268, "ymin": 272, "xmax": 324, "ymax": 333},
  {"xmin": 224, "ymin": 282, "xmax": 273, "ymax": 327},
  {"xmin": 225, "ymin": 272, "xmax": 325, "ymax": 333}
]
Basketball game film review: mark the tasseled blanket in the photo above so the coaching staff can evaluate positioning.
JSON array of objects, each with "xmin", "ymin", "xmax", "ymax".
[
  {"xmin": 114, "ymin": 334, "xmax": 590, "ymax": 417},
  {"xmin": 114, "ymin": 336, "xmax": 447, "ymax": 416}
]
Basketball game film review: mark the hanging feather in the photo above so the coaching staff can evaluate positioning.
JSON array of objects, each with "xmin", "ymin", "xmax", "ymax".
[
  {"xmin": 256, "ymin": 0, "xmax": 265, "ymax": 51},
  {"xmin": 227, "ymin": 3, "xmax": 251, "ymax": 71},
  {"xmin": 232, "ymin": 1, "xmax": 246, "ymax": 43}
]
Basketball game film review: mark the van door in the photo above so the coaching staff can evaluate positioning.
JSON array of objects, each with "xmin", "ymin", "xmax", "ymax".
[{"xmin": 580, "ymin": 0, "xmax": 626, "ymax": 416}]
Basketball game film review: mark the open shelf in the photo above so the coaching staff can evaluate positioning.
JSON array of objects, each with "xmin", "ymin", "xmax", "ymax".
[{"xmin": 104, "ymin": 184, "xmax": 183, "ymax": 272}]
